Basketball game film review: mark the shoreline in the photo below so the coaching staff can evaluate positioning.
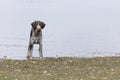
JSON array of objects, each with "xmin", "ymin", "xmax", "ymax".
[{"xmin": 0, "ymin": 55, "xmax": 120, "ymax": 60}]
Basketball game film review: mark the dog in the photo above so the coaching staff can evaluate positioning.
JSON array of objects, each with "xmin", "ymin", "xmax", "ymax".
[{"xmin": 27, "ymin": 21, "xmax": 45, "ymax": 59}]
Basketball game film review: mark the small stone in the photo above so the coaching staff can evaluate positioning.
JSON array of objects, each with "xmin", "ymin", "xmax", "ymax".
[
  {"xmin": 32, "ymin": 61, "xmax": 36, "ymax": 64},
  {"xmin": 69, "ymin": 60, "xmax": 73, "ymax": 63},
  {"xmin": 43, "ymin": 71, "xmax": 47, "ymax": 74},
  {"xmin": 47, "ymin": 73, "xmax": 51, "ymax": 75},
  {"xmin": 5, "ymin": 77, "xmax": 7, "ymax": 79},
  {"xmin": 17, "ymin": 70, "xmax": 21, "ymax": 72}
]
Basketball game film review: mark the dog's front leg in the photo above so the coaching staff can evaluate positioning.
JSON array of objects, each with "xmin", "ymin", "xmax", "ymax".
[
  {"xmin": 27, "ymin": 43, "xmax": 33, "ymax": 59},
  {"xmin": 39, "ymin": 43, "xmax": 43, "ymax": 58}
]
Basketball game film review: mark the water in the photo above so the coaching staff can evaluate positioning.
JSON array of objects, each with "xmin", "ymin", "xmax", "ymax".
[
  {"xmin": 0, "ymin": 32, "xmax": 120, "ymax": 59},
  {"xmin": 0, "ymin": 0, "xmax": 120, "ymax": 59}
]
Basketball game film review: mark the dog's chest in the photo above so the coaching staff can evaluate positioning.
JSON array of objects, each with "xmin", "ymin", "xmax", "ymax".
[
  {"xmin": 31, "ymin": 36, "xmax": 41, "ymax": 44},
  {"xmin": 31, "ymin": 31, "xmax": 42, "ymax": 44}
]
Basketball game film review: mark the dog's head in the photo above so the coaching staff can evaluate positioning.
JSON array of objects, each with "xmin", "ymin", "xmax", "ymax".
[{"xmin": 31, "ymin": 21, "xmax": 45, "ymax": 32}]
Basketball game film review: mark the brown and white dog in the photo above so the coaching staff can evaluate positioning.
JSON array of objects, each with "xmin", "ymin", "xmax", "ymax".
[{"xmin": 27, "ymin": 21, "xmax": 45, "ymax": 59}]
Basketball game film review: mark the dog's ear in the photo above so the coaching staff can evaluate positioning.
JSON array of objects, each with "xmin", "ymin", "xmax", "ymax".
[
  {"xmin": 31, "ymin": 21, "xmax": 37, "ymax": 29},
  {"xmin": 40, "ymin": 22, "xmax": 45, "ymax": 29}
]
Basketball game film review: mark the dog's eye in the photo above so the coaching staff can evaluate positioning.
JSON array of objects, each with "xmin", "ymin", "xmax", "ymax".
[
  {"xmin": 40, "ymin": 22, "xmax": 45, "ymax": 29},
  {"xmin": 34, "ymin": 27, "xmax": 37, "ymax": 30},
  {"xmin": 31, "ymin": 21, "xmax": 37, "ymax": 29}
]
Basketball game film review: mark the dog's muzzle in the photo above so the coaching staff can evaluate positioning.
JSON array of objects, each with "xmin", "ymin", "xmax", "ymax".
[{"xmin": 36, "ymin": 25, "xmax": 41, "ymax": 32}]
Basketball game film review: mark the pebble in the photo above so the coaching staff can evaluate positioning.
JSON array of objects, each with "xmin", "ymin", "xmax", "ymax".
[{"xmin": 43, "ymin": 71, "xmax": 48, "ymax": 74}]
